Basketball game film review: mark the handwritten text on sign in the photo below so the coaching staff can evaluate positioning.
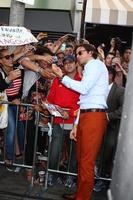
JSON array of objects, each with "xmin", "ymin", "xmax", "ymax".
[{"xmin": 0, "ymin": 26, "xmax": 38, "ymax": 46}]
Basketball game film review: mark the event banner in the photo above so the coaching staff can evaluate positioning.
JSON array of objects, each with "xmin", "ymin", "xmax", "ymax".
[{"xmin": 0, "ymin": 26, "xmax": 38, "ymax": 46}]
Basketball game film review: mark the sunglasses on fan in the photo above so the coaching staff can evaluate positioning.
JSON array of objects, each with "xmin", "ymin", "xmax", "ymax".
[{"xmin": 0, "ymin": 53, "xmax": 14, "ymax": 60}]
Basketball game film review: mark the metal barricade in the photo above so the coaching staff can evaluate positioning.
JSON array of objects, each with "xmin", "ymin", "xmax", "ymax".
[
  {"xmin": 43, "ymin": 117, "xmax": 77, "ymax": 191},
  {"xmin": 0, "ymin": 101, "xmax": 40, "ymax": 187},
  {"xmin": 0, "ymin": 100, "xmax": 115, "ymax": 195},
  {"xmin": 44, "ymin": 117, "xmax": 114, "ymax": 192}
]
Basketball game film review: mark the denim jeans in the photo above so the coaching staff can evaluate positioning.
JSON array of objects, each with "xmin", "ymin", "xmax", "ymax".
[
  {"xmin": 6, "ymin": 105, "xmax": 25, "ymax": 160},
  {"xmin": 49, "ymin": 124, "xmax": 77, "ymax": 173}
]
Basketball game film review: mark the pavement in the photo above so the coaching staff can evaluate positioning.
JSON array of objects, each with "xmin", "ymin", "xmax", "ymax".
[{"xmin": 0, "ymin": 164, "xmax": 108, "ymax": 200}]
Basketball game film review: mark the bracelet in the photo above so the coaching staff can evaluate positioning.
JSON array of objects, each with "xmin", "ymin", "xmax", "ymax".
[
  {"xmin": 37, "ymin": 67, "xmax": 43, "ymax": 74},
  {"xmin": 73, "ymin": 124, "xmax": 78, "ymax": 129},
  {"xmin": 5, "ymin": 77, "xmax": 12, "ymax": 84}
]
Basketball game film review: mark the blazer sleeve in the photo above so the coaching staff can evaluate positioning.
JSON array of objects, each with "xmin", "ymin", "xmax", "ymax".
[{"xmin": 108, "ymin": 87, "xmax": 125, "ymax": 120}]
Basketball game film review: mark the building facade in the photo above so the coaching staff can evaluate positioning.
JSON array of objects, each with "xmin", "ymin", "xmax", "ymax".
[{"xmin": 0, "ymin": 0, "xmax": 83, "ymax": 39}]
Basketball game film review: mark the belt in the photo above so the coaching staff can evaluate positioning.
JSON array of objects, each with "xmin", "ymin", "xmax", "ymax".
[{"xmin": 80, "ymin": 108, "xmax": 107, "ymax": 113}]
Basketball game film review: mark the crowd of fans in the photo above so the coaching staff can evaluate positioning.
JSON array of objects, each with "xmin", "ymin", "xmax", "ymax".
[{"xmin": 0, "ymin": 30, "xmax": 132, "ymax": 192}]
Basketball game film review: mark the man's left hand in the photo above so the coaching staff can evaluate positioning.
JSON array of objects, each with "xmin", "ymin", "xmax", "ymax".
[{"xmin": 52, "ymin": 64, "xmax": 63, "ymax": 78}]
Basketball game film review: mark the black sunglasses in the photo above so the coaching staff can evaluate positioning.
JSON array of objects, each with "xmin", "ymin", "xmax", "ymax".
[
  {"xmin": 1, "ymin": 53, "xmax": 14, "ymax": 60},
  {"xmin": 76, "ymin": 50, "xmax": 86, "ymax": 57},
  {"xmin": 58, "ymin": 56, "xmax": 64, "ymax": 59}
]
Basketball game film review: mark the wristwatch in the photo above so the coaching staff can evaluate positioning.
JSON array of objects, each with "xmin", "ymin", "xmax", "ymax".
[{"xmin": 60, "ymin": 74, "xmax": 66, "ymax": 82}]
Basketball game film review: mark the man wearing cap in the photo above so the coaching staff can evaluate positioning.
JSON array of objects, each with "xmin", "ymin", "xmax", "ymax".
[
  {"xmin": 47, "ymin": 55, "xmax": 81, "ymax": 185},
  {"xmin": 52, "ymin": 43, "xmax": 109, "ymax": 200}
]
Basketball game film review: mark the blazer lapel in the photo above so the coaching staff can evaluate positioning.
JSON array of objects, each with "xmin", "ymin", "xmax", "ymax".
[{"xmin": 107, "ymin": 82, "xmax": 117, "ymax": 105}]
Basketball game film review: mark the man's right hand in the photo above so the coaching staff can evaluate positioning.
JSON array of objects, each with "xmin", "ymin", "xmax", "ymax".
[
  {"xmin": 52, "ymin": 64, "xmax": 63, "ymax": 78},
  {"xmin": 70, "ymin": 125, "xmax": 77, "ymax": 141}
]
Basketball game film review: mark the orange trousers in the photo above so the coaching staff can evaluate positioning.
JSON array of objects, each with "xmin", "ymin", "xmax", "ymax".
[{"xmin": 76, "ymin": 112, "xmax": 107, "ymax": 200}]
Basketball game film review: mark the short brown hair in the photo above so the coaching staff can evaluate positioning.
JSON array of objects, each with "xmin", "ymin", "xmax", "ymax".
[
  {"xmin": 75, "ymin": 44, "xmax": 97, "ymax": 59},
  {"xmin": 0, "ymin": 49, "xmax": 7, "ymax": 59}
]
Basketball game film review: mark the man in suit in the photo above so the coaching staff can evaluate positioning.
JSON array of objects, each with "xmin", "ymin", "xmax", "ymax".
[{"xmin": 94, "ymin": 66, "xmax": 125, "ymax": 192}]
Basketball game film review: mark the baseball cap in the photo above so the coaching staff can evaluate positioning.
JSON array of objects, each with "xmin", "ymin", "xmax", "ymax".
[{"xmin": 63, "ymin": 55, "xmax": 76, "ymax": 63}]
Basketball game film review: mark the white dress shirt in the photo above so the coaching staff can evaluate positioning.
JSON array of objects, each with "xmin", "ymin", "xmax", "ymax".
[
  {"xmin": 62, "ymin": 59, "xmax": 109, "ymax": 110},
  {"xmin": 109, "ymin": 82, "xmax": 113, "ymax": 92}
]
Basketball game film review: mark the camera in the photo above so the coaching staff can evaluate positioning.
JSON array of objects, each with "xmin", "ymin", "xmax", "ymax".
[
  {"xmin": 52, "ymin": 56, "xmax": 58, "ymax": 64},
  {"xmin": 111, "ymin": 64, "xmax": 116, "ymax": 68},
  {"xmin": 99, "ymin": 43, "xmax": 105, "ymax": 50}
]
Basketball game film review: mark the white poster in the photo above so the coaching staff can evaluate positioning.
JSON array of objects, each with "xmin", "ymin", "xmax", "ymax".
[
  {"xmin": 0, "ymin": 26, "xmax": 38, "ymax": 46},
  {"xmin": 16, "ymin": 0, "xmax": 35, "ymax": 6}
]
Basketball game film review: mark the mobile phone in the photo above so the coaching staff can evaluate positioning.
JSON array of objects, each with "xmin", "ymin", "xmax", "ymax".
[
  {"xmin": 67, "ymin": 34, "xmax": 76, "ymax": 42},
  {"xmin": 61, "ymin": 43, "xmax": 66, "ymax": 51}
]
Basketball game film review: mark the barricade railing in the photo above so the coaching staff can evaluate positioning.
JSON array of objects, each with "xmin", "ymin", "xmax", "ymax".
[
  {"xmin": 0, "ymin": 100, "xmax": 113, "ymax": 194},
  {"xmin": 0, "ymin": 101, "xmax": 40, "ymax": 186},
  {"xmin": 45, "ymin": 123, "xmax": 77, "ymax": 189}
]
